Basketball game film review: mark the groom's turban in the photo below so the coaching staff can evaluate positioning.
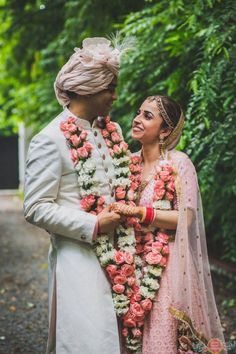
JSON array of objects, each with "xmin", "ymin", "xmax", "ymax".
[{"xmin": 54, "ymin": 37, "xmax": 122, "ymax": 106}]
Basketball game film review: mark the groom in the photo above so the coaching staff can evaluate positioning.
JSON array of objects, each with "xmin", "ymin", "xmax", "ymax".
[{"xmin": 24, "ymin": 38, "xmax": 124, "ymax": 354}]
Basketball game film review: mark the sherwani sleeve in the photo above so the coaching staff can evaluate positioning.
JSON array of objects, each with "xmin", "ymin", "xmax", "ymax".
[{"xmin": 24, "ymin": 133, "xmax": 97, "ymax": 244}]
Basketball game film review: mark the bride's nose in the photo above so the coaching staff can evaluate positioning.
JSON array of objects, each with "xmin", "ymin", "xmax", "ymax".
[{"xmin": 133, "ymin": 113, "xmax": 141, "ymax": 123}]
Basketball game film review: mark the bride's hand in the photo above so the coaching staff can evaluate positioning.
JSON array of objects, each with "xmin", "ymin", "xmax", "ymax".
[{"xmin": 110, "ymin": 202, "xmax": 143, "ymax": 219}]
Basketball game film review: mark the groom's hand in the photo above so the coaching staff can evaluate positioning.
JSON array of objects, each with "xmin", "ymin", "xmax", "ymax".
[{"xmin": 97, "ymin": 206, "xmax": 120, "ymax": 235}]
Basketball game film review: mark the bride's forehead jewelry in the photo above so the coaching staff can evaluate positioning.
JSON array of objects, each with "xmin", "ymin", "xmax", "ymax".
[{"xmin": 155, "ymin": 96, "xmax": 174, "ymax": 129}]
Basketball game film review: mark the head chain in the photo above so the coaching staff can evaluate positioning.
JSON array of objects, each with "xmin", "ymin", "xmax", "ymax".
[{"xmin": 155, "ymin": 96, "xmax": 174, "ymax": 129}]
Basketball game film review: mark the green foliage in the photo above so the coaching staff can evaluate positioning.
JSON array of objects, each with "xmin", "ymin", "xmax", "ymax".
[
  {"xmin": 114, "ymin": 0, "xmax": 236, "ymax": 263},
  {"xmin": 0, "ymin": 0, "xmax": 235, "ymax": 263}
]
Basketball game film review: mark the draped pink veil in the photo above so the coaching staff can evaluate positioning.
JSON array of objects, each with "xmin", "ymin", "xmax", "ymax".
[{"xmin": 168, "ymin": 149, "xmax": 226, "ymax": 351}]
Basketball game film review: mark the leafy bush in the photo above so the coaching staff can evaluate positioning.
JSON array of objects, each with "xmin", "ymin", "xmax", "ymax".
[{"xmin": 0, "ymin": 0, "xmax": 235, "ymax": 262}]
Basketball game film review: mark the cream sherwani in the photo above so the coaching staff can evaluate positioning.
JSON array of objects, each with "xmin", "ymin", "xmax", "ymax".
[{"xmin": 24, "ymin": 108, "xmax": 121, "ymax": 354}]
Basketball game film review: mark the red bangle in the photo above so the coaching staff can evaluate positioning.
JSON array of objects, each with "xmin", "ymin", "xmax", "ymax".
[{"xmin": 143, "ymin": 207, "xmax": 155, "ymax": 225}]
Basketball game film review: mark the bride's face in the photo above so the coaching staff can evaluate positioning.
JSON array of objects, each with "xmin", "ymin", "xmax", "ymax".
[{"xmin": 131, "ymin": 99, "xmax": 164, "ymax": 144}]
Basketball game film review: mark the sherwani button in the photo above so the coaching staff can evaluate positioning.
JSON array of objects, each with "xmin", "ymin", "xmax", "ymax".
[
  {"xmin": 109, "ymin": 178, "xmax": 112, "ymax": 184},
  {"xmin": 111, "ymin": 192, "xmax": 114, "ymax": 197},
  {"xmin": 81, "ymin": 235, "xmax": 86, "ymax": 240},
  {"xmin": 98, "ymin": 143, "xmax": 102, "ymax": 149},
  {"xmin": 94, "ymin": 131, "xmax": 98, "ymax": 137},
  {"xmin": 102, "ymin": 154, "xmax": 106, "ymax": 160},
  {"xmin": 105, "ymin": 168, "xmax": 108, "ymax": 172}
]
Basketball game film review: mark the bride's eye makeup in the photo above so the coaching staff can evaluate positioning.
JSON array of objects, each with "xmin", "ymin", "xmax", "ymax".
[{"xmin": 144, "ymin": 111, "xmax": 153, "ymax": 120}]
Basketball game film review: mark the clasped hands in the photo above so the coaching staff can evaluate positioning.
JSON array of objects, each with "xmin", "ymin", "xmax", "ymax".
[{"xmin": 97, "ymin": 203, "xmax": 144, "ymax": 235}]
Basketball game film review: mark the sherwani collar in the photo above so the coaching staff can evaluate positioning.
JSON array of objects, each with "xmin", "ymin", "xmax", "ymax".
[{"xmin": 63, "ymin": 107, "xmax": 99, "ymax": 130}]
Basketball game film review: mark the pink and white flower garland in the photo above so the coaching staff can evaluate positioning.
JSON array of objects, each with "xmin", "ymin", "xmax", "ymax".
[{"xmin": 60, "ymin": 116, "xmax": 176, "ymax": 353}]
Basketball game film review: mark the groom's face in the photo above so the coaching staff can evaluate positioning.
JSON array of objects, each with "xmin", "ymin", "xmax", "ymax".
[{"xmin": 89, "ymin": 78, "xmax": 118, "ymax": 117}]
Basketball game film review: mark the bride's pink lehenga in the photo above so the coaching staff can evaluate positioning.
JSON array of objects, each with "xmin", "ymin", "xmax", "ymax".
[
  {"xmin": 122, "ymin": 149, "xmax": 226, "ymax": 354},
  {"xmin": 140, "ymin": 179, "xmax": 205, "ymax": 354}
]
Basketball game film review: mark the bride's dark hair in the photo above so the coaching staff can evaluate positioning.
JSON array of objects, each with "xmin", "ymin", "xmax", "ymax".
[{"xmin": 147, "ymin": 95, "xmax": 182, "ymax": 129}]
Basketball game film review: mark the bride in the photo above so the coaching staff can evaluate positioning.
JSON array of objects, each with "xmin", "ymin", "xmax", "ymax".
[{"xmin": 111, "ymin": 95, "xmax": 226, "ymax": 354}]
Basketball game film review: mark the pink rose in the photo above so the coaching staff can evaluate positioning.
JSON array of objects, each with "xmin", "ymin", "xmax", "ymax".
[
  {"xmin": 156, "ymin": 232, "xmax": 169, "ymax": 244},
  {"xmin": 123, "ymin": 317, "xmax": 136, "ymax": 328},
  {"xmin": 111, "ymin": 132, "xmax": 121, "ymax": 143},
  {"xmin": 131, "ymin": 181, "xmax": 139, "ymax": 191},
  {"xmin": 154, "ymin": 178, "xmax": 165, "ymax": 190},
  {"xmin": 67, "ymin": 117, "xmax": 76, "ymax": 124},
  {"xmin": 70, "ymin": 149, "xmax": 78, "ymax": 162},
  {"xmin": 127, "ymin": 277, "xmax": 136, "ymax": 287},
  {"xmin": 60, "ymin": 121, "xmax": 67, "ymax": 131},
  {"xmin": 121, "ymin": 264, "xmax": 134, "ymax": 277},
  {"xmin": 104, "ymin": 116, "xmax": 110, "ymax": 124},
  {"xmin": 77, "ymin": 147, "xmax": 89, "ymax": 159},
  {"xmin": 162, "ymin": 245, "xmax": 169, "ymax": 255},
  {"xmin": 136, "ymin": 244, "xmax": 144, "ymax": 254},
  {"xmin": 80, "ymin": 195, "xmax": 96, "ymax": 211},
  {"xmin": 167, "ymin": 180, "xmax": 175, "ymax": 193},
  {"xmin": 106, "ymin": 265, "xmax": 117, "ymax": 279},
  {"xmin": 166, "ymin": 191, "xmax": 174, "ymax": 201},
  {"xmin": 130, "ymin": 156, "xmax": 141, "ymax": 164},
  {"xmin": 67, "ymin": 123, "xmax": 77, "ymax": 133},
  {"xmin": 101, "ymin": 129, "xmax": 109, "ymax": 138},
  {"xmin": 114, "ymin": 251, "xmax": 125, "ymax": 264},
  {"xmin": 144, "ymin": 241, "xmax": 153, "ymax": 253},
  {"xmin": 159, "ymin": 256, "xmax": 167, "ymax": 267},
  {"xmin": 122, "ymin": 328, "xmax": 128, "ymax": 337},
  {"xmin": 129, "ymin": 164, "xmax": 142, "ymax": 173},
  {"xmin": 114, "ymin": 275, "xmax": 127, "ymax": 285},
  {"xmin": 135, "ymin": 234, "xmax": 142, "ymax": 243},
  {"xmin": 130, "ymin": 302, "xmax": 145, "ymax": 319},
  {"xmin": 113, "ymin": 144, "xmax": 121, "ymax": 155},
  {"xmin": 120, "ymin": 141, "xmax": 129, "ymax": 152},
  {"xmin": 140, "ymin": 299, "xmax": 153, "ymax": 312},
  {"xmin": 112, "ymin": 284, "xmax": 125, "ymax": 294},
  {"xmin": 131, "ymin": 292, "xmax": 142, "ymax": 302},
  {"xmin": 126, "ymin": 290, "xmax": 133, "ymax": 298},
  {"xmin": 144, "ymin": 232, "xmax": 153, "ymax": 242},
  {"xmin": 154, "ymin": 187, "xmax": 165, "ymax": 200},
  {"xmin": 124, "ymin": 252, "xmax": 133, "ymax": 265},
  {"xmin": 80, "ymin": 130, "xmax": 88, "ymax": 140},
  {"xmin": 152, "ymin": 241, "xmax": 163, "ymax": 253},
  {"xmin": 97, "ymin": 196, "xmax": 105, "ymax": 206},
  {"xmin": 132, "ymin": 285, "xmax": 139, "ymax": 293},
  {"xmin": 83, "ymin": 142, "xmax": 93, "ymax": 152},
  {"xmin": 105, "ymin": 139, "xmax": 113, "ymax": 148},
  {"xmin": 109, "ymin": 148, "xmax": 114, "ymax": 157},
  {"xmin": 137, "ymin": 320, "xmax": 144, "ymax": 327},
  {"xmin": 145, "ymin": 252, "xmax": 162, "ymax": 265},
  {"xmin": 159, "ymin": 170, "xmax": 171, "ymax": 182},
  {"xmin": 115, "ymin": 187, "xmax": 126, "ymax": 200},
  {"xmin": 70, "ymin": 134, "xmax": 81, "ymax": 147},
  {"xmin": 106, "ymin": 122, "xmax": 117, "ymax": 132},
  {"xmin": 132, "ymin": 328, "xmax": 142, "ymax": 337},
  {"xmin": 162, "ymin": 165, "xmax": 174, "ymax": 173},
  {"xmin": 63, "ymin": 131, "xmax": 71, "ymax": 139}
]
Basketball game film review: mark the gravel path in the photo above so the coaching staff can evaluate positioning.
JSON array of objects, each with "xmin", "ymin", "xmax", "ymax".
[
  {"xmin": 0, "ymin": 195, "xmax": 235, "ymax": 354},
  {"xmin": 0, "ymin": 195, "xmax": 49, "ymax": 354}
]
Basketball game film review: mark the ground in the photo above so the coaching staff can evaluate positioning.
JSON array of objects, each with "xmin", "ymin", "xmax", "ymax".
[{"xmin": 0, "ymin": 195, "xmax": 235, "ymax": 354}]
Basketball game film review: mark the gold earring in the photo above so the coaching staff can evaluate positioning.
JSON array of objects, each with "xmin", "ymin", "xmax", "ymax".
[{"xmin": 159, "ymin": 136, "xmax": 165, "ymax": 159}]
